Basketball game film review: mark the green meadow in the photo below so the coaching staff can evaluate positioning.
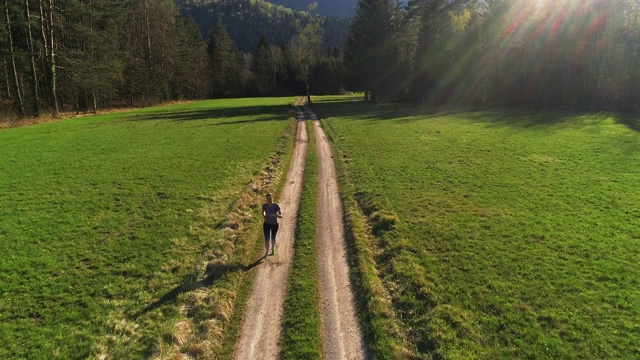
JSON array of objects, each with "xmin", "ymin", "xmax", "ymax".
[
  {"xmin": 2, "ymin": 94, "xmax": 639, "ymax": 359},
  {"xmin": 0, "ymin": 98, "xmax": 296, "ymax": 359},
  {"xmin": 313, "ymin": 96, "xmax": 640, "ymax": 359}
]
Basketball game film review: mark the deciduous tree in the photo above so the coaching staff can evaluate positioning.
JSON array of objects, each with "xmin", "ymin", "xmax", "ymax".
[
  {"xmin": 288, "ymin": 3, "xmax": 323, "ymax": 103},
  {"xmin": 4, "ymin": 0, "xmax": 25, "ymax": 117}
]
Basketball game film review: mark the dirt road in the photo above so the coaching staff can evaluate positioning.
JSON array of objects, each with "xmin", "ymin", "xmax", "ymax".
[
  {"xmin": 234, "ymin": 107, "xmax": 308, "ymax": 359},
  {"xmin": 233, "ymin": 104, "xmax": 365, "ymax": 359},
  {"xmin": 307, "ymin": 107, "xmax": 367, "ymax": 359}
]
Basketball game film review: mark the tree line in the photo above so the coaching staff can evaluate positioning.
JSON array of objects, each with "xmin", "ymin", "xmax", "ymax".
[
  {"xmin": 0, "ymin": 0, "xmax": 344, "ymax": 120},
  {"xmin": 345, "ymin": 0, "xmax": 640, "ymax": 111},
  {"xmin": 1, "ymin": 0, "xmax": 207, "ymax": 119},
  {"xmin": 5, "ymin": 0, "xmax": 637, "ymax": 121},
  {"xmin": 177, "ymin": 0, "xmax": 350, "ymax": 53}
]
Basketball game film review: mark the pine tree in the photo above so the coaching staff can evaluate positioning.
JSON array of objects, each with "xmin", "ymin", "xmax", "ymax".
[
  {"xmin": 344, "ymin": 0, "xmax": 398, "ymax": 102},
  {"xmin": 407, "ymin": 0, "xmax": 468, "ymax": 104},
  {"xmin": 172, "ymin": 17, "xmax": 209, "ymax": 100},
  {"xmin": 252, "ymin": 35, "xmax": 274, "ymax": 94},
  {"xmin": 64, "ymin": 0, "xmax": 126, "ymax": 112},
  {"xmin": 207, "ymin": 20, "xmax": 241, "ymax": 97}
]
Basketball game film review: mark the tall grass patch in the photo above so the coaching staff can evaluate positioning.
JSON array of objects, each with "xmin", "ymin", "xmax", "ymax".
[
  {"xmin": 0, "ymin": 98, "xmax": 296, "ymax": 359},
  {"xmin": 315, "ymin": 97, "xmax": 640, "ymax": 359}
]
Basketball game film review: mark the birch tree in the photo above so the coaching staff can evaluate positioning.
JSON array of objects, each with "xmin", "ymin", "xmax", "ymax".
[
  {"xmin": 4, "ymin": 0, "xmax": 25, "ymax": 117},
  {"xmin": 38, "ymin": 0, "xmax": 58, "ymax": 115},
  {"xmin": 23, "ymin": 0, "xmax": 39, "ymax": 116}
]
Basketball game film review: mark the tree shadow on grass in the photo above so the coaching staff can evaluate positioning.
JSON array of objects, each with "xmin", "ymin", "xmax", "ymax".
[
  {"xmin": 125, "ymin": 104, "xmax": 292, "ymax": 125},
  {"xmin": 463, "ymin": 110, "xmax": 640, "ymax": 133},
  {"xmin": 310, "ymin": 100, "xmax": 465, "ymax": 123},
  {"xmin": 131, "ymin": 257, "xmax": 265, "ymax": 320},
  {"xmin": 310, "ymin": 100, "xmax": 640, "ymax": 132},
  {"xmin": 615, "ymin": 113, "xmax": 640, "ymax": 132}
]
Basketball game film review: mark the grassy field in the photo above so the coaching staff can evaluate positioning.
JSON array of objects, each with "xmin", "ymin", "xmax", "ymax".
[
  {"xmin": 313, "ymin": 96, "xmax": 640, "ymax": 359},
  {"xmin": 3, "ymin": 94, "xmax": 639, "ymax": 359},
  {"xmin": 0, "ymin": 98, "xmax": 297, "ymax": 359}
]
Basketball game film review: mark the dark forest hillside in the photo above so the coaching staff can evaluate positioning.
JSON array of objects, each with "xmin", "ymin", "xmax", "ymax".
[
  {"xmin": 267, "ymin": 0, "xmax": 358, "ymax": 17},
  {"xmin": 267, "ymin": 0, "xmax": 409, "ymax": 17},
  {"xmin": 175, "ymin": 0, "xmax": 349, "ymax": 52}
]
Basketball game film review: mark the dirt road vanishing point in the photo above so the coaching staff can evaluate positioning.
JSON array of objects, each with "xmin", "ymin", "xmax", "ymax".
[{"xmin": 233, "ymin": 104, "xmax": 366, "ymax": 359}]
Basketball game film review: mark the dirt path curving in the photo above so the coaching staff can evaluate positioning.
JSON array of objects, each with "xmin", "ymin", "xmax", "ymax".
[{"xmin": 233, "ymin": 103, "xmax": 365, "ymax": 359}]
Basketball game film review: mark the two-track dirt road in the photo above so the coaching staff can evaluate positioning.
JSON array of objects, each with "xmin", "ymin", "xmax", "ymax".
[
  {"xmin": 233, "ymin": 104, "xmax": 366, "ymax": 359},
  {"xmin": 233, "ymin": 106, "xmax": 308, "ymax": 359}
]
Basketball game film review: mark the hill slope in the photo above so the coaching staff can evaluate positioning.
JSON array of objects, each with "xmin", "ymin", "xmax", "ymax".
[
  {"xmin": 175, "ymin": 0, "xmax": 349, "ymax": 52},
  {"xmin": 268, "ymin": 0, "xmax": 409, "ymax": 18},
  {"xmin": 267, "ymin": 0, "xmax": 358, "ymax": 17}
]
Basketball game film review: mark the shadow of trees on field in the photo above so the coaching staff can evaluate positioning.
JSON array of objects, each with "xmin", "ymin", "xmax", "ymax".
[
  {"xmin": 310, "ymin": 99, "xmax": 427, "ymax": 122},
  {"xmin": 125, "ymin": 104, "xmax": 291, "ymax": 125},
  {"xmin": 309, "ymin": 99, "xmax": 640, "ymax": 132},
  {"xmin": 132, "ymin": 257, "xmax": 265, "ymax": 319},
  {"xmin": 615, "ymin": 114, "xmax": 640, "ymax": 132}
]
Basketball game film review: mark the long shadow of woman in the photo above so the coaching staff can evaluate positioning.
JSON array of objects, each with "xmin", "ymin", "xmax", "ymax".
[{"xmin": 132, "ymin": 257, "xmax": 265, "ymax": 320}]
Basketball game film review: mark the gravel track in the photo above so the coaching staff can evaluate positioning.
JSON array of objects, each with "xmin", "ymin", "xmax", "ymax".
[{"xmin": 233, "ymin": 103, "xmax": 365, "ymax": 359}]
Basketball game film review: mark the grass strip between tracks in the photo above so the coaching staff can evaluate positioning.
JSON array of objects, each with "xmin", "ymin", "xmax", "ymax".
[{"xmin": 280, "ymin": 119, "xmax": 323, "ymax": 358}]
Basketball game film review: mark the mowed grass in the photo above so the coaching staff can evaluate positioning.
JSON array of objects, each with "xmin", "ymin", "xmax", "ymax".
[
  {"xmin": 313, "ymin": 96, "xmax": 640, "ymax": 359},
  {"xmin": 0, "ymin": 97, "xmax": 296, "ymax": 359}
]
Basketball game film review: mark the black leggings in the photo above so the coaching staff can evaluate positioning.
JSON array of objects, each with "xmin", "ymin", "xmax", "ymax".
[{"xmin": 263, "ymin": 223, "xmax": 279, "ymax": 248}]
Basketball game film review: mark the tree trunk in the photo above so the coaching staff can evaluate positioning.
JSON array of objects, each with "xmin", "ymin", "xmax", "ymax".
[
  {"xmin": 38, "ymin": 0, "xmax": 49, "ymax": 94},
  {"xmin": 47, "ymin": 0, "xmax": 58, "ymax": 116},
  {"xmin": 37, "ymin": 0, "xmax": 58, "ymax": 115},
  {"xmin": 89, "ymin": 0, "xmax": 96, "ymax": 113},
  {"xmin": 4, "ymin": 0, "xmax": 25, "ymax": 117},
  {"xmin": 24, "ymin": 0, "xmax": 40, "ymax": 116},
  {"xmin": 144, "ymin": 0, "xmax": 151, "ymax": 59},
  {"xmin": 3, "ymin": 59, "xmax": 11, "ymax": 99}
]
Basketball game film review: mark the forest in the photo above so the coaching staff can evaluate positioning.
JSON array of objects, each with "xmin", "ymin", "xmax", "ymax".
[
  {"xmin": 2, "ymin": 0, "xmax": 640, "ymax": 120},
  {"xmin": 347, "ymin": 0, "xmax": 640, "ymax": 111},
  {"xmin": 260, "ymin": 0, "xmax": 358, "ymax": 17},
  {"xmin": 0, "ymin": 0, "xmax": 345, "ymax": 120}
]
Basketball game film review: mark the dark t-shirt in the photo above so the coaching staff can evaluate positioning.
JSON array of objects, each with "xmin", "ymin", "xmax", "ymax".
[{"xmin": 262, "ymin": 203, "xmax": 281, "ymax": 224}]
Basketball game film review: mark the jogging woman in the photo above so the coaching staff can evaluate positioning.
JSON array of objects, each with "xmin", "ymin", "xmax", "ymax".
[{"xmin": 262, "ymin": 193, "xmax": 282, "ymax": 257}]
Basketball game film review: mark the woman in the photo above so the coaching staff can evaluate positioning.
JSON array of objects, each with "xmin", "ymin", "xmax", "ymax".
[{"xmin": 262, "ymin": 193, "xmax": 282, "ymax": 257}]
